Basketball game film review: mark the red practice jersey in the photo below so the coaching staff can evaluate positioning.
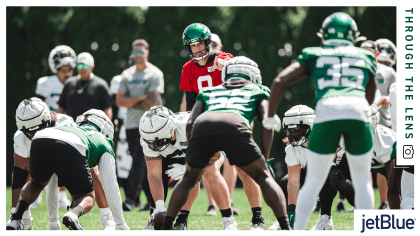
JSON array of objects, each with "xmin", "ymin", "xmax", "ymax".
[{"xmin": 179, "ymin": 51, "xmax": 234, "ymax": 93}]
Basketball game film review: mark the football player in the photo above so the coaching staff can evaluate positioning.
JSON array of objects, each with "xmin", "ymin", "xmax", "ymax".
[
  {"xmin": 180, "ymin": 23, "xmax": 264, "ymax": 229},
  {"xmin": 8, "ymin": 98, "xmax": 75, "ymax": 230},
  {"xmin": 263, "ymin": 12, "xmax": 377, "ymax": 229},
  {"xmin": 269, "ymin": 105, "xmax": 317, "ymax": 230},
  {"xmin": 34, "ymin": 45, "xmax": 77, "ymax": 209},
  {"xmin": 161, "ymin": 56, "xmax": 291, "ymax": 230},
  {"xmin": 7, "ymin": 108, "xmax": 129, "ymax": 230},
  {"xmin": 139, "ymin": 106, "xmax": 236, "ymax": 230}
]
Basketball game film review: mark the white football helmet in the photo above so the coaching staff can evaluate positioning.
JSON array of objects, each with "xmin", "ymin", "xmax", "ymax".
[
  {"xmin": 16, "ymin": 97, "xmax": 52, "ymax": 139},
  {"xmin": 48, "ymin": 45, "xmax": 77, "ymax": 73},
  {"xmin": 370, "ymin": 104, "xmax": 380, "ymax": 131},
  {"xmin": 139, "ymin": 106, "xmax": 176, "ymax": 152},
  {"xmin": 222, "ymin": 56, "xmax": 262, "ymax": 85},
  {"xmin": 375, "ymin": 38, "xmax": 396, "ymax": 66},
  {"xmin": 76, "ymin": 109, "xmax": 114, "ymax": 139},
  {"xmin": 282, "ymin": 105, "xmax": 315, "ymax": 146}
]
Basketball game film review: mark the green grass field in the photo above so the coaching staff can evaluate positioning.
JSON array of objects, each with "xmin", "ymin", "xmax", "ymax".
[{"xmin": 6, "ymin": 187, "xmax": 381, "ymax": 230}]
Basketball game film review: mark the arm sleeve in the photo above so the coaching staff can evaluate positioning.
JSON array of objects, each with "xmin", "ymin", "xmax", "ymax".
[
  {"xmin": 98, "ymin": 152, "xmax": 125, "ymax": 225},
  {"xmin": 185, "ymin": 91, "xmax": 198, "ymax": 111},
  {"xmin": 35, "ymin": 77, "xmax": 49, "ymax": 100},
  {"xmin": 179, "ymin": 63, "xmax": 194, "ymax": 92},
  {"xmin": 147, "ymin": 70, "xmax": 164, "ymax": 94}
]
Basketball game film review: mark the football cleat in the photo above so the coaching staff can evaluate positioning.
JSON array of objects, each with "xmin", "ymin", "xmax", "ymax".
[
  {"xmin": 173, "ymin": 220, "xmax": 188, "ymax": 230},
  {"xmin": 231, "ymin": 203, "xmax": 240, "ymax": 215},
  {"xmin": 205, "ymin": 205, "xmax": 217, "ymax": 216},
  {"xmin": 268, "ymin": 220, "xmax": 280, "ymax": 230},
  {"xmin": 48, "ymin": 219, "xmax": 61, "ymax": 230},
  {"xmin": 116, "ymin": 223, "xmax": 130, "ymax": 230},
  {"xmin": 122, "ymin": 200, "xmax": 134, "ymax": 212},
  {"xmin": 379, "ymin": 202, "xmax": 390, "ymax": 210},
  {"xmin": 101, "ymin": 214, "xmax": 116, "ymax": 230},
  {"xmin": 143, "ymin": 215, "xmax": 155, "ymax": 230},
  {"xmin": 63, "ymin": 211, "xmax": 83, "ymax": 230},
  {"xmin": 311, "ymin": 214, "xmax": 334, "ymax": 230},
  {"xmin": 222, "ymin": 216, "xmax": 238, "ymax": 230},
  {"xmin": 6, "ymin": 219, "xmax": 23, "ymax": 230},
  {"xmin": 348, "ymin": 207, "xmax": 355, "ymax": 212},
  {"xmin": 250, "ymin": 216, "xmax": 265, "ymax": 230},
  {"xmin": 336, "ymin": 202, "xmax": 345, "ymax": 213},
  {"xmin": 22, "ymin": 217, "xmax": 34, "ymax": 230}
]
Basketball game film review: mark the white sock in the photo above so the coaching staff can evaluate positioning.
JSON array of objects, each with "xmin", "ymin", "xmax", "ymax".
[
  {"xmin": 338, "ymin": 199, "xmax": 345, "ymax": 204},
  {"xmin": 11, "ymin": 207, "xmax": 16, "ymax": 214},
  {"xmin": 23, "ymin": 209, "xmax": 31, "ymax": 219},
  {"xmin": 99, "ymin": 207, "xmax": 112, "ymax": 217},
  {"xmin": 59, "ymin": 191, "xmax": 68, "ymax": 201},
  {"xmin": 346, "ymin": 150, "xmax": 374, "ymax": 210},
  {"xmin": 294, "ymin": 150, "xmax": 335, "ymax": 230}
]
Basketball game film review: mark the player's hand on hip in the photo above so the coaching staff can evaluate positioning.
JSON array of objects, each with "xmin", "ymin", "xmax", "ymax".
[
  {"xmin": 262, "ymin": 115, "xmax": 281, "ymax": 132},
  {"xmin": 165, "ymin": 164, "xmax": 186, "ymax": 180}
]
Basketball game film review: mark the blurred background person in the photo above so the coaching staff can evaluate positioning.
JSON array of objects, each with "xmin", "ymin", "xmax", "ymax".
[
  {"xmin": 116, "ymin": 39, "xmax": 164, "ymax": 211},
  {"xmin": 32, "ymin": 45, "xmax": 77, "ymax": 209}
]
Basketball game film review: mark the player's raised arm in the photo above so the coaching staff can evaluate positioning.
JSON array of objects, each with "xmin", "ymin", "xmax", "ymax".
[
  {"xmin": 267, "ymin": 62, "xmax": 308, "ymax": 118},
  {"xmin": 256, "ymin": 99, "xmax": 274, "ymax": 160}
]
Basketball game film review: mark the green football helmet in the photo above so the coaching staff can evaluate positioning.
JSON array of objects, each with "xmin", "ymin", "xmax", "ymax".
[
  {"xmin": 182, "ymin": 23, "xmax": 212, "ymax": 61},
  {"xmin": 317, "ymin": 12, "xmax": 360, "ymax": 46}
]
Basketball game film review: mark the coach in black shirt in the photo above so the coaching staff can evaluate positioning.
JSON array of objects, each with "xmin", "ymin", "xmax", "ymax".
[{"xmin": 57, "ymin": 52, "xmax": 112, "ymax": 120}]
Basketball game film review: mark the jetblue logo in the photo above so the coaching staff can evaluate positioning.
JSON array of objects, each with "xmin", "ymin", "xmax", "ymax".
[{"xmin": 361, "ymin": 214, "xmax": 415, "ymax": 233}]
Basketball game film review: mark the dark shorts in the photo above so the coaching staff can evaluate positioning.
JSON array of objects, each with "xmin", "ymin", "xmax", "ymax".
[
  {"xmin": 187, "ymin": 134, "xmax": 262, "ymax": 168},
  {"xmin": 30, "ymin": 138, "xmax": 94, "ymax": 195}
]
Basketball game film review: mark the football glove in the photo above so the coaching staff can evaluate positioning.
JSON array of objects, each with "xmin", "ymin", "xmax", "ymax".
[
  {"xmin": 165, "ymin": 164, "xmax": 186, "ymax": 180},
  {"xmin": 152, "ymin": 200, "xmax": 166, "ymax": 217},
  {"xmin": 266, "ymin": 158, "xmax": 276, "ymax": 179},
  {"xmin": 287, "ymin": 204, "xmax": 296, "ymax": 229},
  {"xmin": 262, "ymin": 115, "xmax": 281, "ymax": 132}
]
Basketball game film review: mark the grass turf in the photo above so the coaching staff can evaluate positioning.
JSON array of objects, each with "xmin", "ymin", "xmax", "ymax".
[{"xmin": 6, "ymin": 187, "xmax": 381, "ymax": 230}]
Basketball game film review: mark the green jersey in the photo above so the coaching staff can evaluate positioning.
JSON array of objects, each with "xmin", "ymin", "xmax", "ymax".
[
  {"xmin": 297, "ymin": 45, "xmax": 376, "ymax": 106},
  {"xmin": 54, "ymin": 125, "xmax": 115, "ymax": 168},
  {"xmin": 196, "ymin": 81, "xmax": 270, "ymax": 128}
]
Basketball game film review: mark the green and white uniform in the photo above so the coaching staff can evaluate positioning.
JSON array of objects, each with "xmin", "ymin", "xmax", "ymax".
[
  {"xmin": 35, "ymin": 75, "xmax": 65, "ymax": 112},
  {"xmin": 297, "ymin": 45, "xmax": 376, "ymax": 155},
  {"xmin": 33, "ymin": 124, "xmax": 126, "ymax": 226}
]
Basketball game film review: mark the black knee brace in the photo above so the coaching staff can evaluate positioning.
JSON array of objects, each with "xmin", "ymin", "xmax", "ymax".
[{"xmin": 11, "ymin": 166, "xmax": 29, "ymax": 190}]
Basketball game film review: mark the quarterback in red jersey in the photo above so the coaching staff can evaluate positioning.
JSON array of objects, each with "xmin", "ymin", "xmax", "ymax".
[{"xmin": 179, "ymin": 23, "xmax": 233, "ymax": 111}]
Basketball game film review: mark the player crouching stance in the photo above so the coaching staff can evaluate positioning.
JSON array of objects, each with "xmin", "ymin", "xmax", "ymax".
[
  {"xmin": 7, "ymin": 108, "xmax": 129, "ymax": 230},
  {"xmin": 161, "ymin": 56, "xmax": 291, "ymax": 230},
  {"xmin": 139, "ymin": 106, "xmax": 236, "ymax": 230}
]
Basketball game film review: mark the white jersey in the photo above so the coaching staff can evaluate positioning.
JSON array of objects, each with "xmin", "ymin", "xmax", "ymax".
[
  {"xmin": 35, "ymin": 75, "xmax": 65, "ymax": 112},
  {"xmin": 375, "ymin": 63, "xmax": 397, "ymax": 127},
  {"xmin": 13, "ymin": 114, "xmax": 75, "ymax": 158},
  {"xmin": 371, "ymin": 124, "xmax": 397, "ymax": 169},
  {"xmin": 389, "ymin": 82, "xmax": 397, "ymax": 132},
  {"xmin": 140, "ymin": 112, "xmax": 190, "ymax": 158},
  {"xmin": 284, "ymin": 145, "xmax": 310, "ymax": 169}
]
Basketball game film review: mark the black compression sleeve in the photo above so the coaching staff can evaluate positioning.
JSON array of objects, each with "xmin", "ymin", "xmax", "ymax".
[{"xmin": 185, "ymin": 91, "xmax": 198, "ymax": 111}]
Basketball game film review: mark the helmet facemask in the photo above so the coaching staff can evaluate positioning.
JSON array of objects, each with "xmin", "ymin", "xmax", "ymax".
[
  {"xmin": 184, "ymin": 38, "xmax": 212, "ymax": 62},
  {"xmin": 285, "ymin": 122, "xmax": 311, "ymax": 147}
]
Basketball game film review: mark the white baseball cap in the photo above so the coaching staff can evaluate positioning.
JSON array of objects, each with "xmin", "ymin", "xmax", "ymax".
[
  {"xmin": 211, "ymin": 33, "xmax": 222, "ymax": 46},
  {"xmin": 77, "ymin": 52, "xmax": 95, "ymax": 67}
]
